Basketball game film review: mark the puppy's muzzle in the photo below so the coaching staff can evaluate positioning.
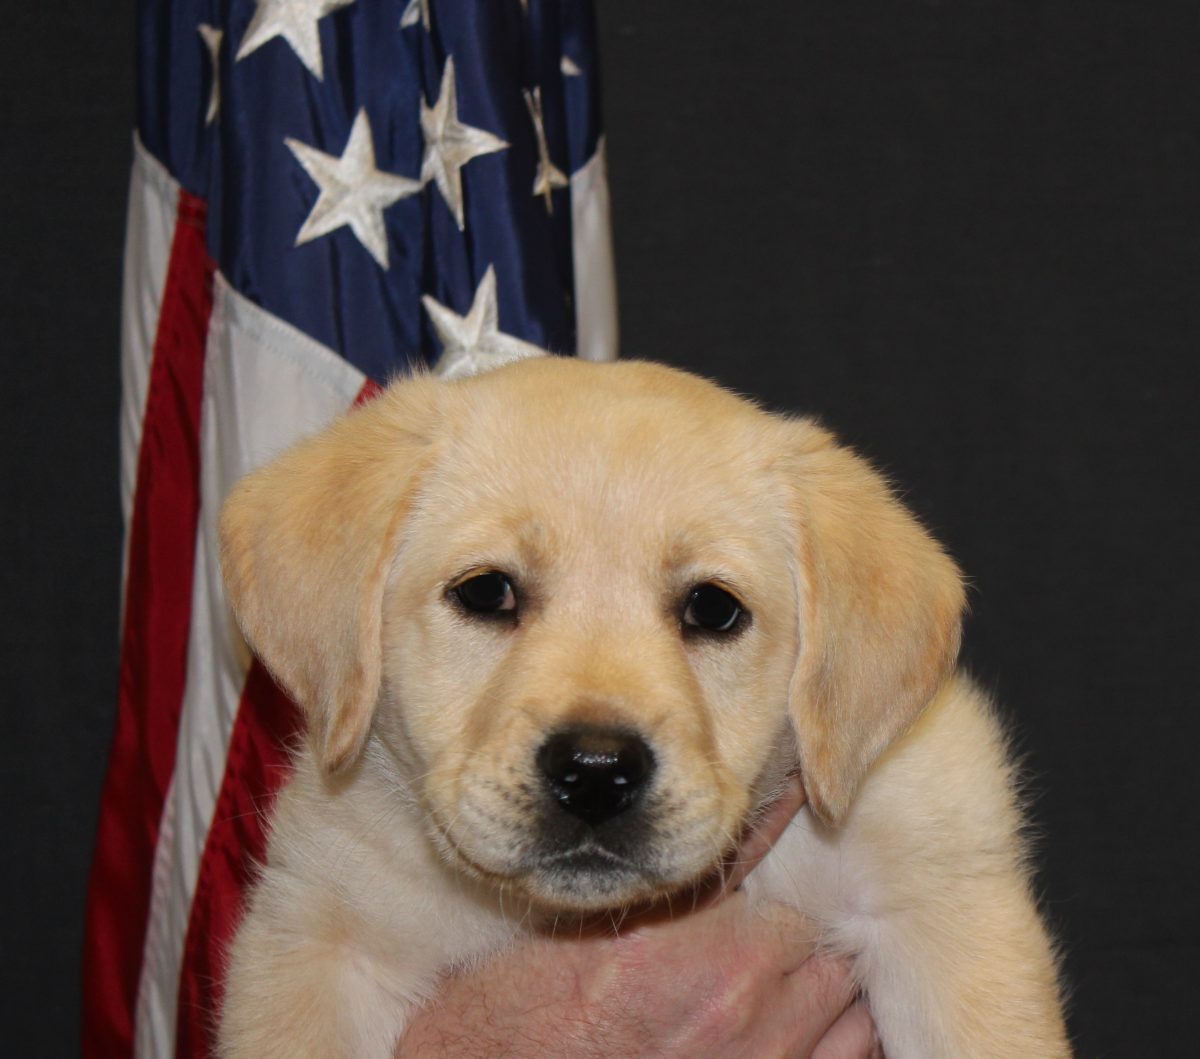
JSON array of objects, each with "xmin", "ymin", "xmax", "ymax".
[{"xmin": 536, "ymin": 725, "xmax": 655, "ymax": 826}]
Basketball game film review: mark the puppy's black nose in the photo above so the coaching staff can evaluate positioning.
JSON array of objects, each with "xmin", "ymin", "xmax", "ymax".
[{"xmin": 537, "ymin": 726, "xmax": 655, "ymax": 826}]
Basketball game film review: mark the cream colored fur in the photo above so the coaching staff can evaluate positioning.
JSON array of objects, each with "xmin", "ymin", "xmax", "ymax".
[{"xmin": 217, "ymin": 358, "xmax": 1069, "ymax": 1058}]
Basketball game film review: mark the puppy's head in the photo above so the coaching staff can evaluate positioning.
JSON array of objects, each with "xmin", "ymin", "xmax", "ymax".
[{"xmin": 220, "ymin": 358, "xmax": 963, "ymax": 910}]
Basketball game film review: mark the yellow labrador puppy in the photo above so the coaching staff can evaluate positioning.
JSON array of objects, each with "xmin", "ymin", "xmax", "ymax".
[{"xmin": 218, "ymin": 357, "xmax": 1069, "ymax": 1058}]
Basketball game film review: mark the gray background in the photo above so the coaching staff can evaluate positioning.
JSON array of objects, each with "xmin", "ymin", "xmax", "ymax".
[{"xmin": 3, "ymin": 2, "xmax": 1197, "ymax": 1055}]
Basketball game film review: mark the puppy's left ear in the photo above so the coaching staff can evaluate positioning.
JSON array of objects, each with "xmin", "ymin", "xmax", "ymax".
[
  {"xmin": 778, "ymin": 419, "xmax": 966, "ymax": 825},
  {"xmin": 219, "ymin": 378, "xmax": 441, "ymax": 772}
]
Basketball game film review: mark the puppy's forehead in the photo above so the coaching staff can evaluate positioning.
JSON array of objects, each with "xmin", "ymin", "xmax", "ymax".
[{"xmin": 432, "ymin": 360, "xmax": 778, "ymax": 538}]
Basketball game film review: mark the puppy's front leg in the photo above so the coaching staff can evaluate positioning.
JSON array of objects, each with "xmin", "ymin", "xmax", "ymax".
[
  {"xmin": 216, "ymin": 764, "xmax": 526, "ymax": 1058},
  {"xmin": 755, "ymin": 679, "xmax": 1070, "ymax": 1058},
  {"xmin": 852, "ymin": 866, "xmax": 1069, "ymax": 1058},
  {"xmin": 218, "ymin": 892, "xmax": 435, "ymax": 1059},
  {"xmin": 837, "ymin": 680, "xmax": 1071, "ymax": 1058}
]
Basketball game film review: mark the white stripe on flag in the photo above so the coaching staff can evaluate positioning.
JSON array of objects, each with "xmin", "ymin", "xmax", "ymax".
[
  {"xmin": 571, "ymin": 138, "xmax": 619, "ymax": 363},
  {"xmin": 118, "ymin": 136, "xmax": 179, "ymax": 599},
  {"xmin": 133, "ymin": 276, "xmax": 366, "ymax": 1057}
]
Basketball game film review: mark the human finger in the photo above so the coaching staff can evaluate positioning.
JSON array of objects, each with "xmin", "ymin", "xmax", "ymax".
[
  {"xmin": 723, "ymin": 772, "xmax": 807, "ymax": 892},
  {"xmin": 684, "ymin": 772, "xmax": 807, "ymax": 913},
  {"xmin": 698, "ymin": 895, "xmax": 821, "ymax": 976},
  {"xmin": 811, "ymin": 1000, "xmax": 882, "ymax": 1059},
  {"xmin": 778, "ymin": 954, "xmax": 860, "ymax": 1055}
]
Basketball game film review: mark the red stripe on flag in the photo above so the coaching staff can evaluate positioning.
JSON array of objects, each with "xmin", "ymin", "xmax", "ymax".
[
  {"xmin": 174, "ymin": 376, "xmax": 382, "ymax": 1056},
  {"xmin": 356, "ymin": 377, "xmax": 384, "ymax": 404},
  {"xmin": 83, "ymin": 190, "xmax": 213, "ymax": 1059}
]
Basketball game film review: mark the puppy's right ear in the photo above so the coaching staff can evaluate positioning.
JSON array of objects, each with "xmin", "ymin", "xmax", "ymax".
[{"xmin": 219, "ymin": 377, "xmax": 441, "ymax": 773}]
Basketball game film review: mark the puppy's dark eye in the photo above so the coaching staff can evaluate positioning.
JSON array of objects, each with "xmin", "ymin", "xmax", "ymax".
[
  {"xmin": 682, "ymin": 583, "xmax": 745, "ymax": 634},
  {"xmin": 453, "ymin": 572, "xmax": 517, "ymax": 616}
]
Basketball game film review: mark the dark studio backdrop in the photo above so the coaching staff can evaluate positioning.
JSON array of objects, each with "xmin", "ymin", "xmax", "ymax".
[{"xmin": 3, "ymin": 3, "xmax": 1197, "ymax": 1056}]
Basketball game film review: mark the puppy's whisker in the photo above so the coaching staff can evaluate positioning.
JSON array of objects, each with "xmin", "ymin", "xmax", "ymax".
[
  {"xmin": 613, "ymin": 902, "xmax": 632, "ymax": 933},
  {"xmin": 662, "ymin": 887, "xmax": 677, "ymax": 923}
]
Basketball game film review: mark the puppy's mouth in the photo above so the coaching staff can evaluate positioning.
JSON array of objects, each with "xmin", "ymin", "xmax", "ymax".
[
  {"xmin": 432, "ymin": 834, "xmax": 661, "ymax": 911},
  {"xmin": 525, "ymin": 841, "xmax": 662, "ymax": 904},
  {"xmin": 538, "ymin": 840, "xmax": 635, "ymax": 871},
  {"xmin": 432, "ymin": 802, "xmax": 714, "ymax": 912}
]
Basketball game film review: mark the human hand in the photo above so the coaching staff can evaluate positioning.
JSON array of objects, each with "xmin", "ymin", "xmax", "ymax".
[{"xmin": 397, "ymin": 775, "xmax": 882, "ymax": 1058}]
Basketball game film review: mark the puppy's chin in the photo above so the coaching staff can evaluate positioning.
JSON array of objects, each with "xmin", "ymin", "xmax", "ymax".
[
  {"xmin": 521, "ymin": 852, "xmax": 672, "ymax": 913},
  {"xmin": 432, "ymin": 826, "xmax": 719, "ymax": 914}
]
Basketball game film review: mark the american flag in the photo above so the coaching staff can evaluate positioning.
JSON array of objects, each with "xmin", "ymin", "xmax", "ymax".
[{"xmin": 82, "ymin": 2, "xmax": 616, "ymax": 1055}]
